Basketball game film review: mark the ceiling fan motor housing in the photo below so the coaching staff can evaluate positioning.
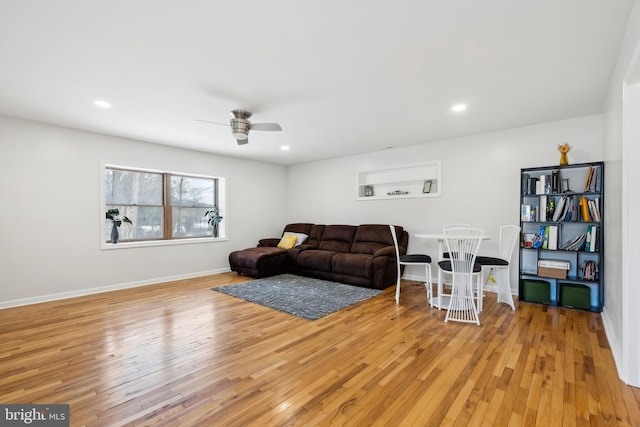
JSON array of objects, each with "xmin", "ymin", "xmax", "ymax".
[{"xmin": 231, "ymin": 118, "xmax": 250, "ymax": 140}]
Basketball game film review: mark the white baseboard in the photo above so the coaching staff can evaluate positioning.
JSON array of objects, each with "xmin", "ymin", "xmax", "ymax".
[
  {"xmin": 600, "ymin": 307, "xmax": 624, "ymax": 380},
  {"xmin": 0, "ymin": 267, "xmax": 231, "ymax": 310}
]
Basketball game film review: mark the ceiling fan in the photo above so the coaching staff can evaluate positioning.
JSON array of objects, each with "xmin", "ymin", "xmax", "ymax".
[{"xmin": 196, "ymin": 110, "xmax": 282, "ymax": 145}]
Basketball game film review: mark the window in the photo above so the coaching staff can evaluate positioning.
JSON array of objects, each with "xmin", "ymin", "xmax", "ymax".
[{"xmin": 104, "ymin": 166, "xmax": 224, "ymax": 243}]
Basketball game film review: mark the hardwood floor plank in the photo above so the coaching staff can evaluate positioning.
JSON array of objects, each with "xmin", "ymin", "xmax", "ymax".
[{"xmin": 0, "ymin": 275, "xmax": 638, "ymax": 426}]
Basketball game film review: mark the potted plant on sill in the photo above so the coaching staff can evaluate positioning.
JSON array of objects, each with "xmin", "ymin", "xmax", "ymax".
[
  {"xmin": 204, "ymin": 207, "xmax": 223, "ymax": 238},
  {"xmin": 106, "ymin": 208, "xmax": 132, "ymax": 244}
]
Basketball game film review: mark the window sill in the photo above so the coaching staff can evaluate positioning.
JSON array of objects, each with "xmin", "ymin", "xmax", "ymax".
[{"xmin": 101, "ymin": 237, "xmax": 228, "ymax": 250}]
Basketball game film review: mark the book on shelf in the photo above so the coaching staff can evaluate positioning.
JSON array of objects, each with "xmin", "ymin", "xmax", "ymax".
[
  {"xmin": 542, "ymin": 225, "xmax": 549, "ymax": 249},
  {"xmin": 539, "ymin": 196, "xmax": 547, "ymax": 222},
  {"xmin": 580, "ymin": 196, "xmax": 591, "ymax": 222},
  {"xmin": 588, "ymin": 198, "xmax": 601, "ymax": 222},
  {"xmin": 559, "ymin": 233, "xmax": 587, "ymax": 251},
  {"xmin": 538, "ymin": 259, "xmax": 570, "ymax": 269},
  {"xmin": 551, "ymin": 169, "xmax": 559, "ymax": 193},
  {"xmin": 551, "ymin": 194, "xmax": 574, "ymax": 222},
  {"xmin": 527, "ymin": 177, "xmax": 538, "ymax": 195},
  {"xmin": 522, "ymin": 173, "xmax": 530, "ymax": 195},
  {"xmin": 583, "ymin": 166, "xmax": 594, "ymax": 192},
  {"xmin": 532, "ymin": 233, "xmax": 544, "ymax": 249},
  {"xmin": 546, "ymin": 197, "xmax": 556, "ymax": 222},
  {"xmin": 580, "ymin": 260, "xmax": 599, "ymax": 281},
  {"xmin": 571, "ymin": 194, "xmax": 579, "ymax": 221},
  {"xmin": 552, "ymin": 196, "xmax": 566, "ymax": 221},
  {"xmin": 583, "ymin": 165, "xmax": 601, "ymax": 192}
]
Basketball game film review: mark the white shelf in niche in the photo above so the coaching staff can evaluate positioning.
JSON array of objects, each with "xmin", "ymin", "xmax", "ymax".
[{"xmin": 357, "ymin": 161, "xmax": 441, "ymax": 200}]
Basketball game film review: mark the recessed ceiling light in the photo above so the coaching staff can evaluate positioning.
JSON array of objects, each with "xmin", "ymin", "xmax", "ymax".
[
  {"xmin": 94, "ymin": 99, "xmax": 112, "ymax": 109},
  {"xmin": 280, "ymin": 145, "xmax": 290, "ymax": 151},
  {"xmin": 451, "ymin": 104, "xmax": 467, "ymax": 112}
]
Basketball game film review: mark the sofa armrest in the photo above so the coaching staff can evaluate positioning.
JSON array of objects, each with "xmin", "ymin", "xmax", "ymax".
[
  {"xmin": 373, "ymin": 246, "xmax": 396, "ymax": 258},
  {"xmin": 258, "ymin": 238, "xmax": 281, "ymax": 247}
]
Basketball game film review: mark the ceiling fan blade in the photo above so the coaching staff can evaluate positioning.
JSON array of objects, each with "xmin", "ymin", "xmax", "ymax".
[
  {"xmin": 250, "ymin": 123, "xmax": 282, "ymax": 131},
  {"xmin": 193, "ymin": 119, "xmax": 229, "ymax": 127},
  {"xmin": 236, "ymin": 138, "xmax": 249, "ymax": 145}
]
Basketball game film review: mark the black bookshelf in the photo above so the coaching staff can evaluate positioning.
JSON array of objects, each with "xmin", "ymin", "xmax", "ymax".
[{"xmin": 519, "ymin": 161, "xmax": 604, "ymax": 312}]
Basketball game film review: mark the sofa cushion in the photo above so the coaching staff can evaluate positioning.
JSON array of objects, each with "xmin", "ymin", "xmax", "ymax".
[
  {"xmin": 332, "ymin": 253, "xmax": 373, "ymax": 278},
  {"xmin": 318, "ymin": 225, "xmax": 357, "ymax": 252},
  {"xmin": 351, "ymin": 224, "xmax": 399, "ymax": 255},
  {"xmin": 296, "ymin": 249, "xmax": 338, "ymax": 272},
  {"xmin": 283, "ymin": 223, "xmax": 314, "ymax": 236}
]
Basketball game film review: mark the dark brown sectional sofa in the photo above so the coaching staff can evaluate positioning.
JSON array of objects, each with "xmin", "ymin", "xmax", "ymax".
[{"xmin": 228, "ymin": 223, "xmax": 409, "ymax": 290}]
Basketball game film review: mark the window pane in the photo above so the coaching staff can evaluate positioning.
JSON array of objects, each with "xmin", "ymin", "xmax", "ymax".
[
  {"xmin": 172, "ymin": 207, "xmax": 214, "ymax": 238},
  {"xmin": 105, "ymin": 169, "xmax": 163, "ymax": 205},
  {"xmin": 105, "ymin": 205, "xmax": 163, "ymax": 241},
  {"xmin": 170, "ymin": 176, "xmax": 214, "ymax": 207}
]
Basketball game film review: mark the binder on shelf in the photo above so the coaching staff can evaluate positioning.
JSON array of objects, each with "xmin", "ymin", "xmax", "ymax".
[
  {"xmin": 548, "ymin": 225, "xmax": 558, "ymax": 250},
  {"xmin": 539, "ymin": 195, "xmax": 547, "ymax": 222},
  {"xmin": 588, "ymin": 225, "xmax": 598, "ymax": 252}
]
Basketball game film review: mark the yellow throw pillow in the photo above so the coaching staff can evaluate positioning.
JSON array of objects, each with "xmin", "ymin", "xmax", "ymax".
[{"xmin": 277, "ymin": 235, "xmax": 298, "ymax": 249}]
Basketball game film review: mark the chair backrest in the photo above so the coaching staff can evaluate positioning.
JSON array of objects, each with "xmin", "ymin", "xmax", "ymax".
[
  {"xmin": 389, "ymin": 225, "xmax": 401, "ymax": 281},
  {"xmin": 443, "ymin": 227, "xmax": 484, "ymax": 280},
  {"xmin": 442, "ymin": 223, "xmax": 471, "ymax": 232},
  {"xmin": 499, "ymin": 225, "xmax": 521, "ymax": 261}
]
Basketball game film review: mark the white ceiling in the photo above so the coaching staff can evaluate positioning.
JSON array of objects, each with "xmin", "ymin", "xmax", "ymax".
[{"xmin": 0, "ymin": 1, "xmax": 634, "ymax": 165}]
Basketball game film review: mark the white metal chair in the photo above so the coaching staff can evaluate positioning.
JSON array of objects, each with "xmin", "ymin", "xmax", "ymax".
[
  {"xmin": 390, "ymin": 225, "xmax": 432, "ymax": 304},
  {"xmin": 476, "ymin": 225, "xmax": 521, "ymax": 310},
  {"xmin": 438, "ymin": 223, "xmax": 472, "ymax": 306},
  {"xmin": 442, "ymin": 223, "xmax": 471, "ymax": 232},
  {"xmin": 438, "ymin": 227, "xmax": 484, "ymax": 325}
]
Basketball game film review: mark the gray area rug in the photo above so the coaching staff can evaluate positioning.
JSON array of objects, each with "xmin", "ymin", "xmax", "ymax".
[{"xmin": 213, "ymin": 274, "xmax": 382, "ymax": 320}]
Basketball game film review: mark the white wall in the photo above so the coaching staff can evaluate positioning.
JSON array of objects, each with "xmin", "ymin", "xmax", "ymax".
[
  {"xmin": 287, "ymin": 115, "xmax": 604, "ymax": 287},
  {"xmin": 602, "ymin": 0, "xmax": 640, "ymax": 387},
  {"xmin": 0, "ymin": 116, "xmax": 288, "ymax": 307}
]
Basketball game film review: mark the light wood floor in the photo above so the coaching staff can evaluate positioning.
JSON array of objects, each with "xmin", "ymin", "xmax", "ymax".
[{"xmin": 1, "ymin": 273, "xmax": 639, "ymax": 426}]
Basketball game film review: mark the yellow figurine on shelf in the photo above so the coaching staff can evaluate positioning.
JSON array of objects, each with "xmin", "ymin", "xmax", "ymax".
[{"xmin": 558, "ymin": 143, "xmax": 572, "ymax": 166}]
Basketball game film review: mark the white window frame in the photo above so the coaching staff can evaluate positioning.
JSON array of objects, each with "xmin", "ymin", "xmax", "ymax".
[{"xmin": 101, "ymin": 163, "xmax": 227, "ymax": 250}]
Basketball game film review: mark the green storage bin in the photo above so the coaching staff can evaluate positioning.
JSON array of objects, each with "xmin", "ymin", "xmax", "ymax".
[
  {"xmin": 522, "ymin": 279, "xmax": 551, "ymax": 304},
  {"xmin": 560, "ymin": 283, "xmax": 591, "ymax": 310}
]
